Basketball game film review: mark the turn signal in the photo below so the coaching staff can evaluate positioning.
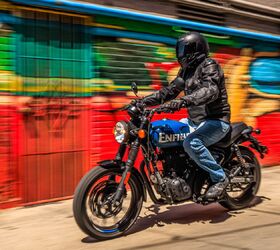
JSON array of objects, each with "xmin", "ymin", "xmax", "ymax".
[{"xmin": 138, "ymin": 129, "xmax": 146, "ymax": 139}]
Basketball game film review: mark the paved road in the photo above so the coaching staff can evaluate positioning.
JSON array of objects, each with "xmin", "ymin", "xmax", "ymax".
[{"xmin": 1, "ymin": 167, "xmax": 280, "ymax": 250}]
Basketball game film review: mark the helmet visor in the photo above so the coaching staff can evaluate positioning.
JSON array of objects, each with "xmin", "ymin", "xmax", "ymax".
[{"xmin": 176, "ymin": 41, "xmax": 186, "ymax": 60}]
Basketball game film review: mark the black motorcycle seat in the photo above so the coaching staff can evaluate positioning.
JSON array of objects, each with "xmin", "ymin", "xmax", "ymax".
[{"xmin": 214, "ymin": 122, "xmax": 247, "ymax": 148}]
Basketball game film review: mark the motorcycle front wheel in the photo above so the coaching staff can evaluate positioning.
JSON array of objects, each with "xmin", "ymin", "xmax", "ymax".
[{"xmin": 73, "ymin": 166, "xmax": 143, "ymax": 240}]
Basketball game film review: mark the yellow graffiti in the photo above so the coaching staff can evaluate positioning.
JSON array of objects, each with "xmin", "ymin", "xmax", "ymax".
[
  {"xmin": 225, "ymin": 49, "xmax": 253, "ymax": 123},
  {"xmin": 245, "ymin": 98, "xmax": 279, "ymax": 117},
  {"xmin": 3, "ymin": 76, "xmax": 154, "ymax": 94},
  {"xmin": 0, "ymin": 71, "xmax": 17, "ymax": 92},
  {"xmin": 156, "ymin": 47, "xmax": 175, "ymax": 59},
  {"xmin": 225, "ymin": 49, "xmax": 280, "ymax": 127},
  {"xmin": 0, "ymin": 0, "xmax": 14, "ymax": 11},
  {"xmin": 167, "ymin": 66, "xmax": 180, "ymax": 83},
  {"xmin": 92, "ymin": 23, "xmax": 126, "ymax": 30}
]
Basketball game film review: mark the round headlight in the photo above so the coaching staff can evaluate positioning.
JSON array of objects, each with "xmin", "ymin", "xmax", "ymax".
[{"xmin": 113, "ymin": 121, "xmax": 129, "ymax": 143}]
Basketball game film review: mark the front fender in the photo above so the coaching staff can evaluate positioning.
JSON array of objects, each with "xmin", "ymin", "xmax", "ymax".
[{"xmin": 98, "ymin": 160, "xmax": 147, "ymax": 202}]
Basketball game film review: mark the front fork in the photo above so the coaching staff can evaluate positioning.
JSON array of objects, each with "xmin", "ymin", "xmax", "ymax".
[{"xmin": 112, "ymin": 139, "xmax": 140, "ymax": 204}]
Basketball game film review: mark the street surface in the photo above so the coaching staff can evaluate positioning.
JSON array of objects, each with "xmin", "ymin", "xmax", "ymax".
[{"xmin": 1, "ymin": 167, "xmax": 280, "ymax": 250}]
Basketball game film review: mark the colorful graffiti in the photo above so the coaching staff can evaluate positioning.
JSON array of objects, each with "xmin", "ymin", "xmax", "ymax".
[
  {"xmin": 0, "ymin": 26, "xmax": 15, "ymax": 92},
  {"xmin": 92, "ymin": 35, "xmax": 280, "ymax": 166},
  {"xmin": 0, "ymin": 6, "xmax": 279, "ymax": 208}
]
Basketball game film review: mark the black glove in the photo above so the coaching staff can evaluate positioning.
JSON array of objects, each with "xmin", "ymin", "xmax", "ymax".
[
  {"xmin": 130, "ymin": 99, "xmax": 145, "ymax": 110},
  {"xmin": 169, "ymin": 99, "xmax": 186, "ymax": 111}
]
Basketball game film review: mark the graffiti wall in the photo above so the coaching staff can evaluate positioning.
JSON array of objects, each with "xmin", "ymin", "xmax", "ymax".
[
  {"xmin": 0, "ymin": 4, "xmax": 279, "ymax": 207},
  {"xmin": 91, "ymin": 20, "xmax": 280, "ymax": 166}
]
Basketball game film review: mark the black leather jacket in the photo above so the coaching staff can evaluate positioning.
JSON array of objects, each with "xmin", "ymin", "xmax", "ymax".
[{"xmin": 143, "ymin": 57, "xmax": 231, "ymax": 125}]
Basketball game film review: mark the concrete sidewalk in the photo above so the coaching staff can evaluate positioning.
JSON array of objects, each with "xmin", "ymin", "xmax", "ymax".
[{"xmin": 1, "ymin": 167, "xmax": 280, "ymax": 250}]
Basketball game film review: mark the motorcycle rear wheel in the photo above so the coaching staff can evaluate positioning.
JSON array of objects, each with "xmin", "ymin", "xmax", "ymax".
[
  {"xmin": 73, "ymin": 166, "xmax": 143, "ymax": 240},
  {"xmin": 219, "ymin": 146, "xmax": 261, "ymax": 210}
]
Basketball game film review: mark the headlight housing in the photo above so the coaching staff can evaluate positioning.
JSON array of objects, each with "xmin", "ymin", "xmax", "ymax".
[{"xmin": 113, "ymin": 121, "xmax": 129, "ymax": 143}]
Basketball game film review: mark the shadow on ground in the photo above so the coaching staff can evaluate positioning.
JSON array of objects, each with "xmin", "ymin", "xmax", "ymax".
[{"xmin": 81, "ymin": 196, "xmax": 266, "ymax": 243}]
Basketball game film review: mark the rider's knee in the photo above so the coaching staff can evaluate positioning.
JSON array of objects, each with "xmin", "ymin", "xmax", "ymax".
[{"xmin": 184, "ymin": 137, "xmax": 204, "ymax": 154}]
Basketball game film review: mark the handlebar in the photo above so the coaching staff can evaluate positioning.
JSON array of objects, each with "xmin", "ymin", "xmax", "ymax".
[
  {"xmin": 125, "ymin": 99, "xmax": 185, "ymax": 119},
  {"xmin": 147, "ymin": 103, "xmax": 184, "ymax": 118},
  {"xmin": 93, "ymin": 100, "xmax": 178, "ymax": 116},
  {"xmin": 150, "ymin": 105, "xmax": 174, "ymax": 114}
]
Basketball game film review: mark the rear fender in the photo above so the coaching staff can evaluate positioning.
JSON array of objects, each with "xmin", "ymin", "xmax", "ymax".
[
  {"xmin": 98, "ymin": 160, "xmax": 147, "ymax": 202},
  {"xmin": 238, "ymin": 129, "xmax": 268, "ymax": 159}
]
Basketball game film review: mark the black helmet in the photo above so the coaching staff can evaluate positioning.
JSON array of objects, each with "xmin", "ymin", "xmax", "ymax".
[{"xmin": 176, "ymin": 32, "xmax": 209, "ymax": 68}]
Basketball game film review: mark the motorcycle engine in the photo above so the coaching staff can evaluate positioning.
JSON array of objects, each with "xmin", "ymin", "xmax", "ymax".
[
  {"xmin": 158, "ymin": 147, "xmax": 195, "ymax": 202},
  {"xmin": 163, "ymin": 176, "xmax": 192, "ymax": 201}
]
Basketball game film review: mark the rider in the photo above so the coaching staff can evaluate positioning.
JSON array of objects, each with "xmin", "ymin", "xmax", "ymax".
[{"xmin": 141, "ymin": 32, "xmax": 231, "ymax": 199}]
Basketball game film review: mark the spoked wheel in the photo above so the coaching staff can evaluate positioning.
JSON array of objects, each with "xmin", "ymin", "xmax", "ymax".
[
  {"xmin": 220, "ymin": 146, "xmax": 261, "ymax": 210},
  {"xmin": 73, "ymin": 166, "xmax": 143, "ymax": 240}
]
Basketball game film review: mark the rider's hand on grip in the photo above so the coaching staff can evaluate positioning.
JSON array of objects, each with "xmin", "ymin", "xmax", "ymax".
[
  {"xmin": 157, "ymin": 103, "xmax": 173, "ymax": 113},
  {"xmin": 169, "ymin": 99, "xmax": 185, "ymax": 111}
]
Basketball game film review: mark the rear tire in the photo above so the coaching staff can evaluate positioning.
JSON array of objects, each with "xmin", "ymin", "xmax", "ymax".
[
  {"xmin": 73, "ymin": 166, "xmax": 143, "ymax": 240},
  {"xmin": 219, "ymin": 146, "xmax": 261, "ymax": 210}
]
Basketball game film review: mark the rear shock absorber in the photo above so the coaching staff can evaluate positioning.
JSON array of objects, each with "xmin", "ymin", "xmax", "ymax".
[{"xmin": 230, "ymin": 144, "xmax": 248, "ymax": 178}]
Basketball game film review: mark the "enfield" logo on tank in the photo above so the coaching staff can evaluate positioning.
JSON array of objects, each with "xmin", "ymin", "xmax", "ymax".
[{"xmin": 159, "ymin": 132, "xmax": 189, "ymax": 143}]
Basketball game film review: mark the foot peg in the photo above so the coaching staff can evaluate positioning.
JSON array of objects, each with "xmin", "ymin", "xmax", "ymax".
[
  {"xmin": 194, "ymin": 193, "xmax": 225, "ymax": 205},
  {"xmin": 196, "ymin": 195, "xmax": 215, "ymax": 205}
]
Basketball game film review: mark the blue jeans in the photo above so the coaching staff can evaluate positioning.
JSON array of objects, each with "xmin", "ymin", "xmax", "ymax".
[{"xmin": 181, "ymin": 119, "xmax": 230, "ymax": 183}]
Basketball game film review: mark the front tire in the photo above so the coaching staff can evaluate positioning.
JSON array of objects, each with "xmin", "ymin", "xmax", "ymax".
[
  {"xmin": 220, "ymin": 146, "xmax": 261, "ymax": 210},
  {"xmin": 73, "ymin": 166, "xmax": 143, "ymax": 240}
]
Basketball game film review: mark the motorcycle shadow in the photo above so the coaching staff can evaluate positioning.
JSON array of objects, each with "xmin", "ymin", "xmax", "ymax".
[
  {"xmin": 127, "ymin": 195, "xmax": 265, "ymax": 236},
  {"xmin": 81, "ymin": 196, "xmax": 265, "ymax": 243}
]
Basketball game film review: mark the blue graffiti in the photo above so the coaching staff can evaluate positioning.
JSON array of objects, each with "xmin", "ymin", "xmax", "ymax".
[{"xmin": 250, "ymin": 58, "xmax": 280, "ymax": 95}]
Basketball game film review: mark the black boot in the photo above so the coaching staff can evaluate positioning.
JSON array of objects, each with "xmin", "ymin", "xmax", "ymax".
[{"xmin": 205, "ymin": 177, "xmax": 229, "ymax": 200}]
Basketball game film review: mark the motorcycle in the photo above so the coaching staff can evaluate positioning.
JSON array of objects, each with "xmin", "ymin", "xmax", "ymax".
[{"xmin": 73, "ymin": 82, "xmax": 267, "ymax": 240}]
